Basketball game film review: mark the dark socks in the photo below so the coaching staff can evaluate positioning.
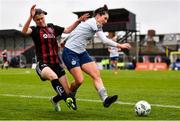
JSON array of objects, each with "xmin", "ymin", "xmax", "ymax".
[
  {"xmin": 52, "ymin": 94, "xmax": 63, "ymax": 103},
  {"xmin": 51, "ymin": 79, "xmax": 67, "ymax": 100}
]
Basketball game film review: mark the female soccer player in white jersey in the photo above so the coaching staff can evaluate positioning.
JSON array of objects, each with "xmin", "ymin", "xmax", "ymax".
[{"xmin": 62, "ymin": 5, "xmax": 131, "ymax": 108}]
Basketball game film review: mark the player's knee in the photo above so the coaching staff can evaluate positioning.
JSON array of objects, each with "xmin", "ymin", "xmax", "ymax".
[
  {"xmin": 75, "ymin": 77, "xmax": 84, "ymax": 86},
  {"xmin": 48, "ymin": 74, "xmax": 58, "ymax": 80},
  {"xmin": 91, "ymin": 72, "xmax": 101, "ymax": 80}
]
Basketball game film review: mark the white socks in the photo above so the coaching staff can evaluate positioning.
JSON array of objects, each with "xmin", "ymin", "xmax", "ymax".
[{"xmin": 98, "ymin": 87, "xmax": 108, "ymax": 102}]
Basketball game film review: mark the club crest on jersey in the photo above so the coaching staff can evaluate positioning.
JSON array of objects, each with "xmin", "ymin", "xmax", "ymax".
[
  {"xmin": 47, "ymin": 27, "xmax": 54, "ymax": 34},
  {"xmin": 71, "ymin": 60, "xmax": 76, "ymax": 65}
]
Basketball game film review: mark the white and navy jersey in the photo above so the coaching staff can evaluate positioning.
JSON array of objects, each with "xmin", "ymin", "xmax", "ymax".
[
  {"xmin": 109, "ymin": 46, "xmax": 119, "ymax": 58},
  {"xmin": 65, "ymin": 18, "xmax": 101, "ymax": 53},
  {"xmin": 65, "ymin": 17, "xmax": 118, "ymax": 54}
]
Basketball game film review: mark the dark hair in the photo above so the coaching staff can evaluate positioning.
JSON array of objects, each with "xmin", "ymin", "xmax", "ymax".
[
  {"xmin": 34, "ymin": 8, "xmax": 47, "ymax": 18},
  {"xmin": 93, "ymin": 4, "xmax": 108, "ymax": 17},
  {"xmin": 108, "ymin": 31, "xmax": 116, "ymax": 37}
]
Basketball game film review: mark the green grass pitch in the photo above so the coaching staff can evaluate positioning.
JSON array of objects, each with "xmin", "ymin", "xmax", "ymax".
[{"xmin": 0, "ymin": 68, "xmax": 180, "ymax": 120}]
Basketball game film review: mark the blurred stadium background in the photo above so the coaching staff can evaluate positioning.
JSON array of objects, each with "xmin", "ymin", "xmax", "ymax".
[{"xmin": 0, "ymin": 8, "xmax": 180, "ymax": 70}]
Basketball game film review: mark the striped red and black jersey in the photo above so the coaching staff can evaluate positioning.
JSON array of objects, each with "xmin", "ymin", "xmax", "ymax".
[{"xmin": 30, "ymin": 23, "xmax": 64, "ymax": 65}]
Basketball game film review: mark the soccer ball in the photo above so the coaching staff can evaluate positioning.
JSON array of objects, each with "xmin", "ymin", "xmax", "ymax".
[{"xmin": 135, "ymin": 100, "xmax": 151, "ymax": 116}]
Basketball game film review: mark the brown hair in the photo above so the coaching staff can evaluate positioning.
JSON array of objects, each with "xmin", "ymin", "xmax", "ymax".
[
  {"xmin": 93, "ymin": 4, "xmax": 108, "ymax": 17},
  {"xmin": 33, "ymin": 8, "xmax": 47, "ymax": 18}
]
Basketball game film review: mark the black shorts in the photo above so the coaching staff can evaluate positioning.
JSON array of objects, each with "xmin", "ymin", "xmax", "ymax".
[{"xmin": 36, "ymin": 62, "xmax": 66, "ymax": 81}]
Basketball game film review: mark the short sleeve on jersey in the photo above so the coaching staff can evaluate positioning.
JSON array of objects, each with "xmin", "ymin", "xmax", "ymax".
[{"xmin": 52, "ymin": 24, "xmax": 65, "ymax": 36}]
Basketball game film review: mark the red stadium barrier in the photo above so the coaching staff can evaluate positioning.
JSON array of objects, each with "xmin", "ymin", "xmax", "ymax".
[{"xmin": 135, "ymin": 62, "xmax": 167, "ymax": 71}]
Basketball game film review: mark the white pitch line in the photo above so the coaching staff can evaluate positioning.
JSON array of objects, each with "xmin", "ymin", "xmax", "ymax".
[
  {"xmin": 0, "ymin": 71, "xmax": 31, "ymax": 75},
  {"xmin": 1, "ymin": 94, "xmax": 180, "ymax": 109}
]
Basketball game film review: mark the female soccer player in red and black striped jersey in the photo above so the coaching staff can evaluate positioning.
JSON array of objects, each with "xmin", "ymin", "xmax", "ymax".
[{"xmin": 22, "ymin": 4, "xmax": 89, "ymax": 111}]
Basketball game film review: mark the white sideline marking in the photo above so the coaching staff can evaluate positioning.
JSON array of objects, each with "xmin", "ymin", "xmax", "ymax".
[
  {"xmin": 0, "ymin": 71, "xmax": 31, "ymax": 75},
  {"xmin": 1, "ymin": 94, "xmax": 180, "ymax": 109}
]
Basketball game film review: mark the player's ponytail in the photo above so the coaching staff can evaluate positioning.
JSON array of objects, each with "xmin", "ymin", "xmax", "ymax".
[
  {"xmin": 103, "ymin": 4, "xmax": 108, "ymax": 11},
  {"xmin": 93, "ymin": 4, "xmax": 109, "ymax": 17}
]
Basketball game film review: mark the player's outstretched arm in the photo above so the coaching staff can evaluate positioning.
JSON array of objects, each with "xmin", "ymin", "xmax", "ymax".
[
  {"xmin": 22, "ymin": 5, "xmax": 36, "ymax": 34},
  {"xmin": 97, "ymin": 31, "xmax": 131, "ymax": 49},
  {"xmin": 63, "ymin": 13, "xmax": 89, "ymax": 34}
]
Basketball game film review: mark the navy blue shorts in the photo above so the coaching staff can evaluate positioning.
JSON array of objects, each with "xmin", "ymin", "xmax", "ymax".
[
  {"xmin": 62, "ymin": 47, "xmax": 94, "ymax": 70},
  {"xmin": 110, "ymin": 56, "xmax": 119, "ymax": 61}
]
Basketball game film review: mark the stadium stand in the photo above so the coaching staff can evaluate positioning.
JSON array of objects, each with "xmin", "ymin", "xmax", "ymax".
[
  {"xmin": 0, "ymin": 9, "xmax": 180, "ymax": 70},
  {"xmin": 0, "ymin": 29, "xmax": 34, "ymax": 67}
]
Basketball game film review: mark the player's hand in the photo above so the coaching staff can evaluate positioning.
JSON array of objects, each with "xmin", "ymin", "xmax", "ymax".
[
  {"xmin": 78, "ymin": 13, "xmax": 90, "ymax": 22},
  {"xmin": 60, "ymin": 41, "xmax": 65, "ymax": 48},
  {"xmin": 117, "ymin": 43, "xmax": 131, "ymax": 49},
  {"xmin": 30, "ymin": 4, "xmax": 36, "ymax": 18}
]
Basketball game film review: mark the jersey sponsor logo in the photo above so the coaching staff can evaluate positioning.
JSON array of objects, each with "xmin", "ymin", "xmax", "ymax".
[
  {"xmin": 43, "ymin": 34, "xmax": 48, "ymax": 38},
  {"xmin": 43, "ymin": 34, "xmax": 55, "ymax": 39}
]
